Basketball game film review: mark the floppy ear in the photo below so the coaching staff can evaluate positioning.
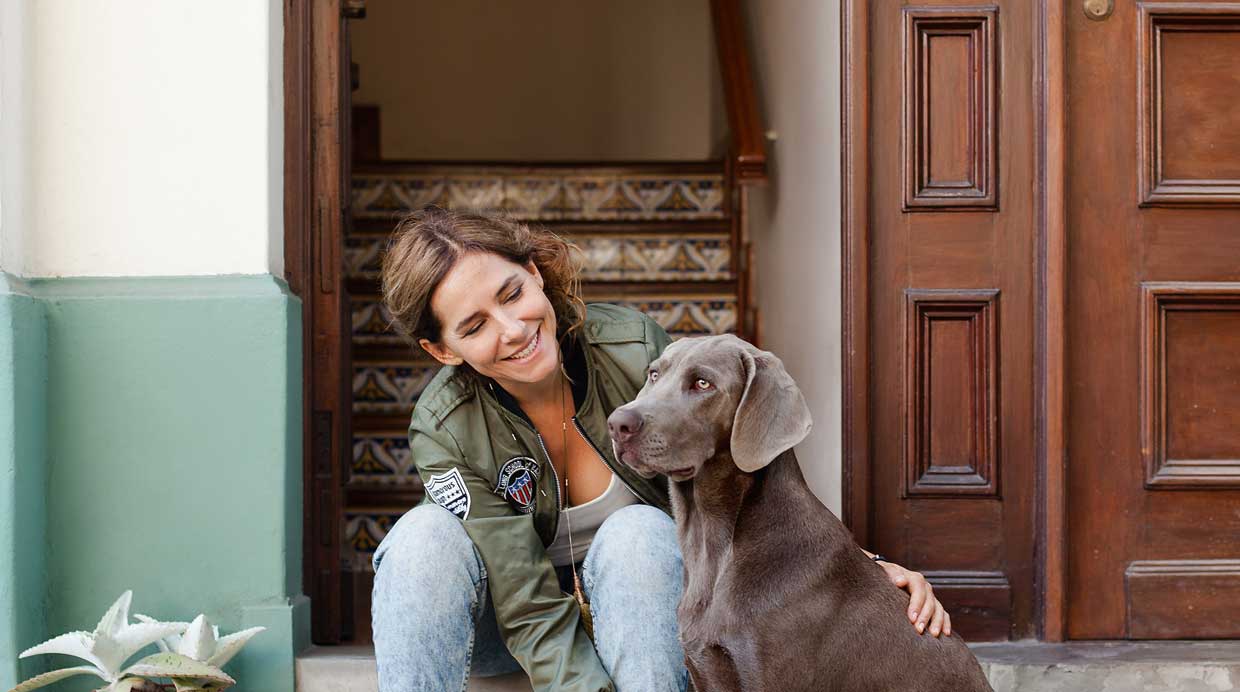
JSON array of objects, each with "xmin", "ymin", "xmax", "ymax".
[{"xmin": 730, "ymin": 345, "xmax": 812, "ymax": 472}]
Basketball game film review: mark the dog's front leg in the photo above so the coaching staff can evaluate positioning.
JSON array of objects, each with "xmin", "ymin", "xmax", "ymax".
[{"xmin": 686, "ymin": 644, "xmax": 743, "ymax": 692}]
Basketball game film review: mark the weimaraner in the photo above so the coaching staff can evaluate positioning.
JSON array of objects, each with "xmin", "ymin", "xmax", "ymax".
[{"xmin": 607, "ymin": 334, "xmax": 992, "ymax": 692}]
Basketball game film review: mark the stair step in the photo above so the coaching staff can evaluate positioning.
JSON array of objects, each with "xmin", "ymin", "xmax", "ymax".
[
  {"xmin": 975, "ymin": 640, "xmax": 1240, "ymax": 692},
  {"xmin": 296, "ymin": 641, "xmax": 1240, "ymax": 692}
]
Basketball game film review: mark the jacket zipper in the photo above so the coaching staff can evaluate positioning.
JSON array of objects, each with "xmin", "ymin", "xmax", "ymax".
[
  {"xmin": 572, "ymin": 416, "xmax": 645, "ymax": 502},
  {"xmin": 534, "ymin": 431, "xmax": 563, "ymax": 540}
]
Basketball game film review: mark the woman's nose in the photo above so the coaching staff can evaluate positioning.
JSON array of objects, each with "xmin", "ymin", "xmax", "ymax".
[{"xmin": 497, "ymin": 310, "xmax": 525, "ymax": 342}]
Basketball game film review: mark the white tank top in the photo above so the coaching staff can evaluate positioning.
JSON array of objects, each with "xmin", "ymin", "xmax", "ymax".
[{"xmin": 546, "ymin": 473, "xmax": 640, "ymax": 567}]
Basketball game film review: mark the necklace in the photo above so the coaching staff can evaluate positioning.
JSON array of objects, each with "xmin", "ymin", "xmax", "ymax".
[{"xmin": 559, "ymin": 360, "xmax": 594, "ymax": 639}]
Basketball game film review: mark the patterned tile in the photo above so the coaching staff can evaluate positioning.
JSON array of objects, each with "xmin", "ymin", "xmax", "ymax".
[
  {"xmin": 351, "ymin": 431, "xmax": 421, "ymax": 486},
  {"xmin": 352, "ymin": 168, "xmax": 727, "ymax": 221},
  {"xmin": 346, "ymin": 232, "xmax": 733, "ymax": 283},
  {"xmin": 351, "ymin": 296, "xmax": 398, "ymax": 345},
  {"xmin": 593, "ymin": 295, "xmax": 739, "ymax": 337},
  {"xmin": 344, "ymin": 511, "xmax": 403, "ymax": 559},
  {"xmin": 353, "ymin": 362, "xmax": 441, "ymax": 415}
]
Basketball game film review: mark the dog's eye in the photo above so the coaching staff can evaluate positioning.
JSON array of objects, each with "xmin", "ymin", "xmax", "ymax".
[
  {"xmin": 649, "ymin": 371, "xmax": 659, "ymax": 382},
  {"xmin": 694, "ymin": 378, "xmax": 713, "ymax": 391}
]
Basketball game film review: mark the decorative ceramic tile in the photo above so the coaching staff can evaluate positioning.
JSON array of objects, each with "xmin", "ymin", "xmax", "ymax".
[
  {"xmin": 344, "ymin": 511, "xmax": 403, "ymax": 557},
  {"xmin": 345, "ymin": 232, "xmax": 733, "ymax": 283},
  {"xmin": 351, "ymin": 296, "xmax": 399, "ymax": 345},
  {"xmin": 344, "ymin": 234, "xmax": 386, "ymax": 281},
  {"xmin": 599, "ymin": 296, "xmax": 739, "ymax": 337},
  {"xmin": 353, "ymin": 362, "xmax": 441, "ymax": 415},
  {"xmin": 351, "ymin": 431, "xmax": 422, "ymax": 485},
  {"xmin": 352, "ymin": 167, "xmax": 727, "ymax": 221}
]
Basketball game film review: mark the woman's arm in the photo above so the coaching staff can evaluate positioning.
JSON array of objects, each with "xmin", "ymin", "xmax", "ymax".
[{"xmin": 861, "ymin": 549, "xmax": 952, "ymax": 637}]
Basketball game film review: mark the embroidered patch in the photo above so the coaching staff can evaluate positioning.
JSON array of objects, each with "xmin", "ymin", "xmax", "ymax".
[
  {"xmin": 426, "ymin": 468, "xmax": 472, "ymax": 520},
  {"xmin": 494, "ymin": 456, "xmax": 541, "ymax": 514}
]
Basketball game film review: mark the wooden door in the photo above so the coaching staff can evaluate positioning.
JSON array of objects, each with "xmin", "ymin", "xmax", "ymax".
[
  {"xmin": 844, "ymin": 0, "xmax": 1040, "ymax": 640},
  {"xmin": 285, "ymin": 0, "xmax": 356, "ymax": 643},
  {"xmin": 1066, "ymin": 0, "xmax": 1240, "ymax": 639}
]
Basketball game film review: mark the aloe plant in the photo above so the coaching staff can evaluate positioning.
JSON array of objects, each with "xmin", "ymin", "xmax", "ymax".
[
  {"xmin": 8, "ymin": 592, "xmax": 238, "ymax": 692},
  {"xmin": 134, "ymin": 614, "xmax": 264, "ymax": 691}
]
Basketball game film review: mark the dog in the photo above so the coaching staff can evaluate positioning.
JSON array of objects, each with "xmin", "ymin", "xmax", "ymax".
[{"xmin": 607, "ymin": 334, "xmax": 993, "ymax": 692}]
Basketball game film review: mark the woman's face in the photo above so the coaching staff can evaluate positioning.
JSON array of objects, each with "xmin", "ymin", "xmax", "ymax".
[{"xmin": 419, "ymin": 252, "xmax": 560, "ymax": 391}]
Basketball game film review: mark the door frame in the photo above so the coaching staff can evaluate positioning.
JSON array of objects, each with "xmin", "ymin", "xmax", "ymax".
[
  {"xmin": 284, "ymin": 0, "xmax": 353, "ymax": 644},
  {"xmin": 839, "ymin": 0, "xmax": 1068, "ymax": 641}
]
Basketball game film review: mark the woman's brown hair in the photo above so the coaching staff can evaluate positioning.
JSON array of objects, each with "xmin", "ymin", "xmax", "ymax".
[{"xmin": 379, "ymin": 207, "xmax": 586, "ymax": 348}]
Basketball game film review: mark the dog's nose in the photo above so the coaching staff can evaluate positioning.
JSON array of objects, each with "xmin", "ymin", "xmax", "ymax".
[{"xmin": 607, "ymin": 408, "xmax": 643, "ymax": 442}]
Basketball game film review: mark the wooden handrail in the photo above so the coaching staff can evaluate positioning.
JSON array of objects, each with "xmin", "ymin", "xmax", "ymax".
[{"xmin": 710, "ymin": 0, "xmax": 767, "ymax": 184}]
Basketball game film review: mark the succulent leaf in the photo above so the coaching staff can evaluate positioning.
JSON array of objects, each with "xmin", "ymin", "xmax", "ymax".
[
  {"xmin": 122, "ymin": 652, "xmax": 234, "ymax": 686},
  {"xmin": 93, "ymin": 592, "xmax": 133, "ymax": 638},
  {"xmin": 206, "ymin": 627, "xmax": 264, "ymax": 668},
  {"xmin": 176, "ymin": 616, "xmax": 216, "ymax": 662},
  {"xmin": 134, "ymin": 614, "xmax": 190, "ymax": 653},
  {"xmin": 7, "ymin": 665, "xmax": 103, "ymax": 692},
  {"xmin": 112, "ymin": 621, "xmax": 188, "ymax": 660},
  {"xmin": 18, "ymin": 631, "xmax": 108, "ymax": 671}
]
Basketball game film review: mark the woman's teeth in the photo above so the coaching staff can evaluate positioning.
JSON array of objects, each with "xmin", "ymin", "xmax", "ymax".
[{"xmin": 505, "ymin": 331, "xmax": 539, "ymax": 361}]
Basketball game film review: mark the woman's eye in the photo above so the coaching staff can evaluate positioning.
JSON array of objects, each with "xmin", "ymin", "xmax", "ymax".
[
  {"xmin": 463, "ymin": 321, "xmax": 483, "ymax": 337},
  {"xmin": 504, "ymin": 287, "xmax": 523, "ymax": 304},
  {"xmin": 649, "ymin": 371, "xmax": 659, "ymax": 382},
  {"xmin": 694, "ymin": 378, "xmax": 713, "ymax": 391}
]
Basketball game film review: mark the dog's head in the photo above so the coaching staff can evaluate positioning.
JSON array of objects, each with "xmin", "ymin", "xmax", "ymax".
[{"xmin": 607, "ymin": 334, "xmax": 812, "ymax": 480}]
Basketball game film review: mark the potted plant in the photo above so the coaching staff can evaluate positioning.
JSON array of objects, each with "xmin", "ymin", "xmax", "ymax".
[{"xmin": 8, "ymin": 591, "xmax": 263, "ymax": 692}]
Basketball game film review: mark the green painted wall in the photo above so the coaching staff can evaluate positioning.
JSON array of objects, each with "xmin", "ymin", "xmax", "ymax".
[
  {"xmin": 0, "ymin": 273, "xmax": 49, "ymax": 689},
  {"xmin": 2, "ymin": 275, "xmax": 306, "ymax": 692}
]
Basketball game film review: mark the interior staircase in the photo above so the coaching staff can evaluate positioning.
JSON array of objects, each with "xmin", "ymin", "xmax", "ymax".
[{"xmin": 339, "ymin": 160, "xmax": 749, "ymax": 641}]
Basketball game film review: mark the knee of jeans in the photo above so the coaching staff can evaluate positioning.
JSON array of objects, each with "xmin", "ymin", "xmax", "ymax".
[
  {"xmin": 373, "ymin": 503, "xmax": 479, "ymax": 582},
  {"xmin": 586, "ymin": 505, "xmax": 681, "ymax": 580}
]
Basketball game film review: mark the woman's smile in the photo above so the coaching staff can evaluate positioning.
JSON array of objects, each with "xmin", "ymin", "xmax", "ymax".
[{"xmin": 503, "ymin": 328, "xmax": 541, "ymax": 363}]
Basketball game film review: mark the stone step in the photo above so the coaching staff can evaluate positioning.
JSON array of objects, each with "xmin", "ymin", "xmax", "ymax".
[
  {"xmin": 974, "ymin": 640, "xmax": 1240, "ymax": 692},
  {"xmin": 297, "ymin": 641, "xmax": 1240, "ymax": 692}
]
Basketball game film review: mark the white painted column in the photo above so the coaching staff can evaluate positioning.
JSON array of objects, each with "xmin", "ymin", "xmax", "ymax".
[
  {"xmin": 745, "ymin": 0, "xmax": 844, "ymax": 512},
  {"xmin": 23, "ymin": 0, "xmax": 282, "ymax": 278}
]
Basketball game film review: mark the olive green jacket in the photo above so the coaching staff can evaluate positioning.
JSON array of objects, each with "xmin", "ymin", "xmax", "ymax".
[{"xmin": 408, "ymin": 303, "xmax": 673, "ymax": 691}]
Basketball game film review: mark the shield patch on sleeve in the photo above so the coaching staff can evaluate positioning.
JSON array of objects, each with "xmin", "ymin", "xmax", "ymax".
[
  {"xmin": 426, "ymin": 467, "xmax": 471, "ymax": 520},
  {"xmin": 495, "ymin": 456, "xmax": 541, "ymax": 514}
]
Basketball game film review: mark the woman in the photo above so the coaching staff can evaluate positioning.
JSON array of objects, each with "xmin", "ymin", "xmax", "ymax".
[{"xmin": 372, "ymin": 208, "xmax": 951, "ymax": 692}]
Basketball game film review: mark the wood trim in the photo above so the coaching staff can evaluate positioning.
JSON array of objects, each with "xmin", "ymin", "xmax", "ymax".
[
  {"xmin": 1137, "ymin": 3, "xmax": 1240, "ymax": 207},
  {"xmin": 901, "ymin": 6, "xmax": 999, "ymax": 210},
  {"xmin": 283, "ymin": 0, "xmax": 319, "ymax": 642},
  {"xmin": 709, "ymin": 0, "xmax": 767, "ymax": 183},
  {"xmin": 1140, "ymin": 282, "xmax": 1240, "ymax": 488},
  {"xmin": 286, "ymin": 0, "xmax": 352, "ymax": 644},
  {"xmin": 841, "ymin": 0, "xmax": 871, "ymax": 541},
  {"xmin": 903, "ymin": 290, "xmax": 1001, "ymax": 498},
  {"xmin": 1036, "ymin": 0, "xmax": 1068, "ymax": 642}
]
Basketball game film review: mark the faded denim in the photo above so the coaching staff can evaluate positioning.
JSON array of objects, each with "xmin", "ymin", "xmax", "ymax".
[{"xmin": 372, "ymin": 503, "xmax": 688, "ymax": 692}]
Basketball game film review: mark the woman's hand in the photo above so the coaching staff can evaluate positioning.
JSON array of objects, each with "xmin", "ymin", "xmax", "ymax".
[{"xmin": 876, "ymin": 559, "xmax": 952, "ymax": 637}]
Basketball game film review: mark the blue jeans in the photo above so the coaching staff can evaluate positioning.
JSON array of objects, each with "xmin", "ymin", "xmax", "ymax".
[{"xmin": 372, "ymin": 503, "xmax": 689, "ymax": 692}]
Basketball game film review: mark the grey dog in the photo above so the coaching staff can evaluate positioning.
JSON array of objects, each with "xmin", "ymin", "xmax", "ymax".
[{"xmin": 607, "ymin": 334, "xmax": 993, "ymax": 692}]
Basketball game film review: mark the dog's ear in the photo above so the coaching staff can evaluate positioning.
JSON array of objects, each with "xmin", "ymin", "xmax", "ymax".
[{"xmin": 730, "ymin": 344, "xmax": 812, "ymax": 472}]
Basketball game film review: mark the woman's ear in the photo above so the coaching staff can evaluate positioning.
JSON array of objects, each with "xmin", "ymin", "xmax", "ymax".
[
  {"xmin": 419, "ymin": 338, "xmax": 464, "ymax": 366},
  {"xmin": 525, "ymin": 260, "xmax": 544, "ymax": 289}
]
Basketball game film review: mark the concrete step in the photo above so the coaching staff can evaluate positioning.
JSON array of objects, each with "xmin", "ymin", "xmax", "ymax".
[
  {"xmin": 974, "ymin": 641, "xmax": 1240, "ymax": 692},
  {"xmin": 297, "ymin": 641, "xmax": 1240, "ymax": 692}
]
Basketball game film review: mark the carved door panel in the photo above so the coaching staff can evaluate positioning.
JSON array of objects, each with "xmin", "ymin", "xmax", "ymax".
[
  {"xmin": 1066, "ymin": 1, "xmax": 1240, "ymax": 639},
  {"xmin": 859, "ymin": 1, "xmax": 1039, "ymax": 640}
]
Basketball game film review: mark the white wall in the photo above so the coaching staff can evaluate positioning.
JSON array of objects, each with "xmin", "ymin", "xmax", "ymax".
[
  {"xmin": 351, "ymin": 0, "xmax": 727, "ymax": 161},
  {"xmin": 18, "ymin": 0, "xmax": 282, "ymax": 278},
  {"xmin": 0, "ymin": 0, "xmax": 32, "ymax": 275},
  {"xmin": 745, "ymin": 0, "xmax": 843, "ymax": 512}
]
